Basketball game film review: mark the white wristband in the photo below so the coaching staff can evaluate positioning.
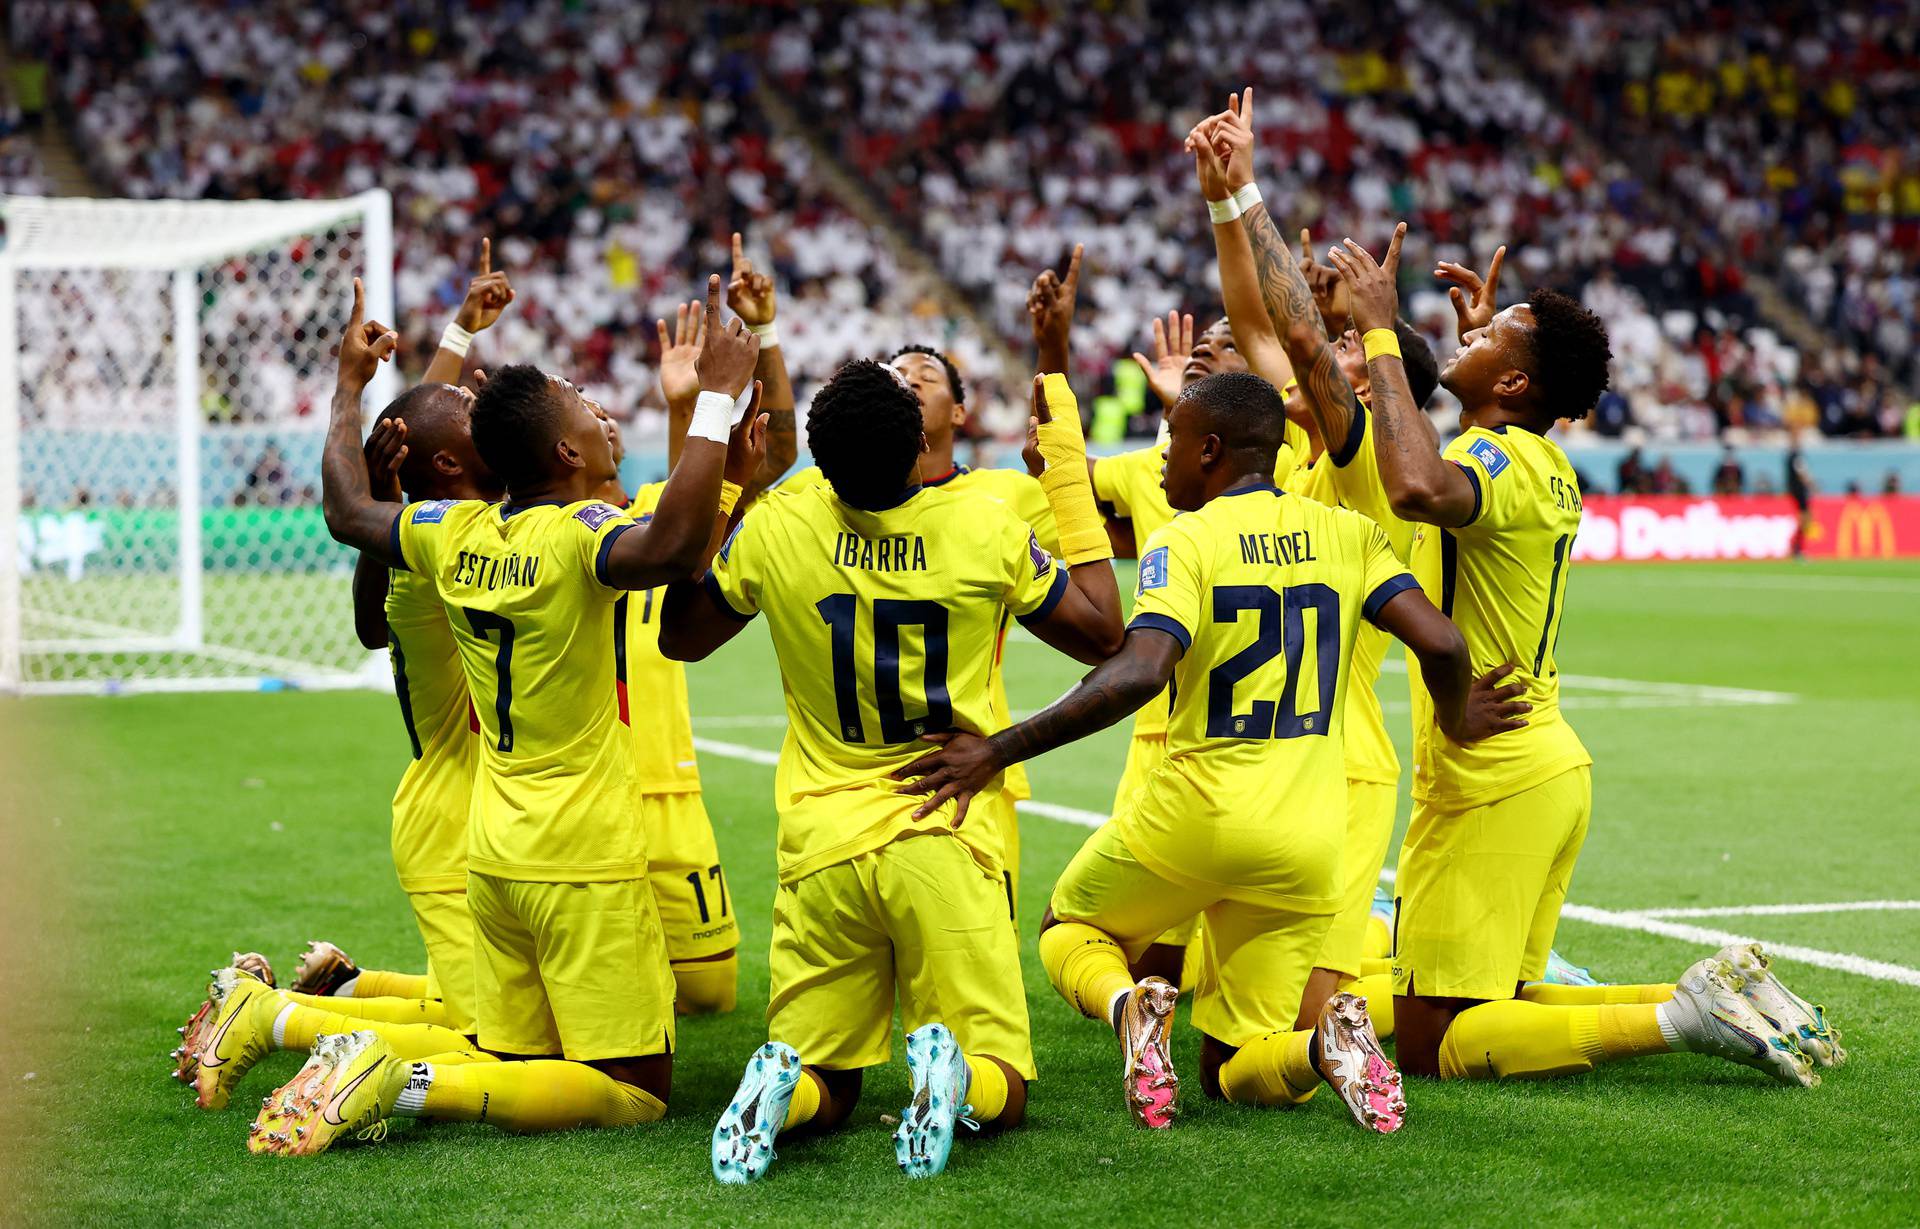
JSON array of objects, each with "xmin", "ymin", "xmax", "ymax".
[
  {"xmin": 439, "ymin": 321, "xmax": 474, "ymax": 358},
  {"xmin": 1206, "ymin": 196, "xmax": 1241, "ymax": 224},
  {"xmin": 746, "ymin": 321, "xmax": 779, "ymax": 348},
  {"xmin": 1231, "ymin": 182, "xmax": 1263, "ymax": 212},
  {"xmin": 690, "ymin": 390, "xmax": 734, "ymax": 444}
]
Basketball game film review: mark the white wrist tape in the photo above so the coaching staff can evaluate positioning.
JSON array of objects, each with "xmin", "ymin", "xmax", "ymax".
[
  {"xmin": 746, "ymin": 321, "xmax": 779, "ymax": 348},
  {"xmin": 1206, "ymin": 196, "xmax": 1241, "ymax": 224},
  {"xmin": 690, "ymin": 390, "xmax": 734, "ymax": 444},
  {"xmin": 1231, "ymin": 182, "xmax": 1263, "ymax": 212},
  {"xmin": 439, "ymin": 322, "xmax": 474, "ymax": 358}
]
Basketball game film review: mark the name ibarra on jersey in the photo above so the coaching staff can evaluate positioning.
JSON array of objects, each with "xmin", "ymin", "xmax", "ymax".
[
  {"xmin": 451, "ymin": 549, "xmax": 542, "ymax": 590},
  {"xmin": 832, "ymin": 532, "xmax": 928, "ymax": 572},
  {"xmin": 1240, "ymin": 531, "xmax": 1317, "ymax": 567}
]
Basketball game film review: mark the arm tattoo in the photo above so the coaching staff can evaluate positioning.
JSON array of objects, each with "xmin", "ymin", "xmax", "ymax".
[
  {"xmin": 987, "ymin": 650, "xmax": 1165, "ymax": 766},
  {"xmin": 1242, "ymin": 203, "xmax": 1359, "ymax": 449}
]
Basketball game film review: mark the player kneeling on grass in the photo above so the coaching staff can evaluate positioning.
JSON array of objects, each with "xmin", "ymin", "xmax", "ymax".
[
  {"xmin": 208, "ymin": 275, "xmax": 766, "ymax": 1157},
  {"xmin": 660, "ymin": 364, "xmax": 1125, "ymax": 1182},
  {"xmin": 900, "ymin": 371, "xmax": 1503, "ymax": 1133}
]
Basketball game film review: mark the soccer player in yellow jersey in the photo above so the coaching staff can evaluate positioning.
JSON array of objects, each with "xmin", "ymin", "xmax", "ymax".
[
  {"xmin": 224, "ymin": 275, "xmax": 770, "ymax": 1157},
  {"xmin": 901, "ymin": 370, "xmax": 1487, "ymax": 1134},
  {"xmin": 1325, "ymin": 230, "xmax": 1834, "ymax": 1087},
  {"xmin": 770, "ymin": 340, "xmax": 1060, "ymax": 922},
  {"xmin": 662, "ymin": 362, "xmax": 1124, "ymax": 1182}
]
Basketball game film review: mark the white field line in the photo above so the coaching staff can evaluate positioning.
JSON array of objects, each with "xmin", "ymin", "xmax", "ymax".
[
  {"xmin": 690, "ymin": 738, "xmax": 1916, "ymax": 988},
  {"xmin": 1639, "ymin": 900, "xmax": 1920, "ymax": 919}
]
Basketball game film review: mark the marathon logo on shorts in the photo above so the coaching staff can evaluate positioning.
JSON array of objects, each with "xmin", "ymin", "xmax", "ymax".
[
  {"xmin": 411, "ymin": 499, "xmax": 455, "ymax": 525},
  {"xmin": 1467, "ymin": 437, "xmax": 1509, "ymax": 479},
  {"xmin": 574, "ymin": 502, "xmax": 623, "ymax": 531},
  {"xmin": 1138, "ymin": 546, "xmax": 1169, "ymax": 592},
  {"xmin": 1028, "ymin": 530, "xmax": 1052, "ymax": 578}
]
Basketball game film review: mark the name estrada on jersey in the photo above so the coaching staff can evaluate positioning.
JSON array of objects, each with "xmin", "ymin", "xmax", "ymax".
[
  {"xmin": 384, "ymin": 564, "xmax": 477, "ymax": 894},
  {"xmin": 1406, "ymin": 425, "xmax": 1590, "ymax": 808},
  {"xmin": 1122, "ymin": 483, "xmax": 1417, "ymax": 912},
  {"xmin": 704, "ymin": 478, "xmax": 1068, "ymax": 885},
  {"xmin": 395, "ymin": 497, "xmax": 644, "ymax": 882}
]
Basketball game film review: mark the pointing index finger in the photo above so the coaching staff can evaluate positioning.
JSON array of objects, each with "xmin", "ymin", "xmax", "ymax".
[
  {"xmin": 478, "ymin": 237, "xmax": 490, "ymax": 276},
  {"xmin": 1064, "ymin": 243, "xmax": 1083, "ymax": 293},
  {"xmin": 1031, "ymin": 374, "xmax": 1053, "ymax": 425},
  {"xmin": 1383, "ymin": 223, "xmax": 1407, "ymax": 279},
  {"xmin": 350, "ymin": 277, "xmax": 364, "ymax": 328},
  {"xmin": 731, "ymin": 231, "xmax": 747, "ymax": 274},
  {"xmin": 705, "ymin": 273, "xmax": 723, "ymax": 321}
]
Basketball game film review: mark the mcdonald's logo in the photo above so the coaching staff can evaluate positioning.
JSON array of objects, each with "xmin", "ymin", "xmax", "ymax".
[{"xmin": 1836, "ymin": 500, "xmax": 1896, "ymax": 558}]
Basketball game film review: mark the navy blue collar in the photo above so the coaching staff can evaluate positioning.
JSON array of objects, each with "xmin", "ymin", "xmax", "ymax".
[
  {"xmin": 924, "ymin": 464, "xmax": 970, "ymax": 488},
  {"xmin": 843, "ymin": 483, "xmax": 923, "ymax": 512},
  {"xmin": 1219, "ymin": 481, "xmax": 1283, "ymax": 497},
  {"xmin": 500, "ymin": 498, "xmax": 568, "ymax": 519}
]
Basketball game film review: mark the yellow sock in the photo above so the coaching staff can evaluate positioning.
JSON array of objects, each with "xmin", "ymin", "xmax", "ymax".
[
  {"xmin": 1438, "ymin": 1000, "xmax": 1672, "ymax": 1079},
  {"xmin": 353, "ymin": 970, "xmax": 431, "ymax": 1000},
  {"xmin": 962, "ymin": 1055, "xmax": 1010, "ymax": 1124},
  {"xmin": 1360, "ymin": 955, "xmax": 1392, "ymax": 978},
  {"xmin": 782, "ymin": 1068, "xmax": 824, "ymax": 1132},
  {"xmin": 672, "ymin": 955, "xmax": 739, "ymax": 1016},
  {"xmin": 1518, "ymin": 982, "xmax": 1674, "ymax": 1006},
  {"xmin": 405, "ymin": 1058, "xmax": 665, "ymax": 1131},
  {"xmin": 281, "ymin": 990, "xmax": 451, "ymax": 1028},
  {"xmin": 1363, "ymin": 916, "xmax": 1391, "ymax": 961},
  {"xmin": 1217, "ymin": 1029, "xmax": 1319, "ymax": 1106},
  {"xmin": 270, "ymin": 997, "xmax": 474, "ymax": 1059},
  {"xmin": 1349, "ymin": 973, "xmax": 1395, "ymax": 1039},
  {"xmin": 1038, "ymin": 922, "xmax": 1135, "ymax": 1023}
]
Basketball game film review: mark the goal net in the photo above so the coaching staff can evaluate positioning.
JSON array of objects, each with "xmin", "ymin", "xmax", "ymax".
[{"xmin": 1, "ymin": 192, "xmax": 397, "ymax": 693}]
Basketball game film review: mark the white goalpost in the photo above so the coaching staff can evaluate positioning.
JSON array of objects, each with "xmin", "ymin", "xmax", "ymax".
[{"xmin": 0, "ymin": 191, "xmax": 397, "ymax": 694}]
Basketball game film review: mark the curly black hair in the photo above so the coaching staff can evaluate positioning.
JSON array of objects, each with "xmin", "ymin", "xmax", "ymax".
[
  {"xmin": 469, "ymin": 363, "xmax": 565, "ymax": 491},
  {"xmin": 1521, "ymin": 288, "xmax": 1612, "ymax": 421},
  {"xmin": 889, "ymin": 344, "xmax": 965, "ymax": 406},
  {"xmin": 1393, "ymin": 317, "xmax": 1441, "ymax": 410},
  {"xmin": 809, "ymin": 359, "xmax": 925, "ymax": 510}
]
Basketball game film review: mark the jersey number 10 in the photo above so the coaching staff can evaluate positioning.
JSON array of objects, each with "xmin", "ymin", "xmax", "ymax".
[
  {"xmin": 816, "ymin": 594, "xmax": 952, "ymax": 743},
  {"xmin": 1205, "ymin": 582, "xmax": 1339, "ymax": 739}
]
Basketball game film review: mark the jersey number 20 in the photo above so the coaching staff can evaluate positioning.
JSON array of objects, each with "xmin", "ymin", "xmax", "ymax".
[
  {"xmin": 1205, "ymin": 583, "xmax": 1338, "ymax": 739},
  {"xmin": 816, "ymin": 594, "xmax": 952, "ymax": 743}
]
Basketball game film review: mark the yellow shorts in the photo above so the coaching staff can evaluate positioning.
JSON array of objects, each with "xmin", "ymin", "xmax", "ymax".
[
  {"xmin": 1107, "ymin": 731, "xmax": 1195, "ymax": 947},
  {"xmin": 1312, "ymin": 780, "xmax": 1399, "ymax": 980},
  {"xmin": 467, "ymin": 872, "xmax": 677, "ymax": 1062},
  {"xmin": 1392, "ymin": 766, "xmax": 1592, "ymax": 1000},
  {"xmin": 408, "ymin": 888, "xmax": 476, "ymax": 1036},
  {"xmin": 641, "ymin": 791, "xmax": 740, "ymax": 963},
  {"xmin": 1050, "ymin": 821, "xmax": 1330, "ymax": 1049},
  {"xmin": 768, "ymin": 834, "xmax": 1034, "ymax": 1078},
  {"xmin": 978, "ymin": 788, "xmax": 1020, "ymax": 924}
]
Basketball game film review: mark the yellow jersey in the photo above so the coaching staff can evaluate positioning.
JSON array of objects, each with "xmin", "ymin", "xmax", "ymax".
[
  {"xmin": 383, "ymin": 565, "xmax": 477, "ymax": 893},
  {"xmin": 707, "ymin": 479, "xmax": 1068, "ymax": 885},
  {"xmin": 1405, "ymin": 426, "xmax": 1590, "ymax": 808},
  {"xmin": 396, "ymin": 497, "xmax": 643, "ymax": 882},
  {"xmin": 1094, "ymin": 420, "xmax": 1308, "ymax": 740},
  {"xmin": 622, "ymin": 482, "xmax": 701, "ymax": 796},
  {"xmin": 1124, "ymin": 483, "xmax": 1416, "ymax": 910},
  {"xmin": 774, "ymin": 462, "xmax": 1061, "ymax": 804}
]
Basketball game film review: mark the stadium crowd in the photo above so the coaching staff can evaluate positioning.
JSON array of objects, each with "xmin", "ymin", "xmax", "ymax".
[{"xmin": 5, "ymin": 0, "xmax": 1917, "ymax": 444}]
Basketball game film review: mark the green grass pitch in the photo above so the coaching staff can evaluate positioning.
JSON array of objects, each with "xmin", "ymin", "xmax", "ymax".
[{"xmin": 3, "ymin": 560, "xmax": 1918, "ymax": 1224}]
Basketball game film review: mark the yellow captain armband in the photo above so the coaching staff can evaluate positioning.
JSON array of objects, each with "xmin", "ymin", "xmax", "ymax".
[
  {"xmin": 716, "ymin": 480, "xmax": 743, "ymax": 518},
  {"xmin": 1362, "ymin": 328, "xmax": 1402, "ymax": 362}
]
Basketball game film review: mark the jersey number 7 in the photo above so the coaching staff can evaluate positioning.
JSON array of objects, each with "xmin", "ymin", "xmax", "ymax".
[
  {"xmin": 1205, "ymin": 583, "xmax": 1338, "ymax": 739},
  {"xmin": 464, "ymin": 607, "xmax": 516, "ymax": 752},
  {"xmin": 816, "ymin": 594, "xmax": 952, "ymax": 743}
]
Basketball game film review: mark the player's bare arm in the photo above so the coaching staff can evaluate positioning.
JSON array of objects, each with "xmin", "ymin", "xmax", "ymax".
[
  {"xmin": 1327, "ymin": 233, "xmax": 1478, "ymax": 526},
  {"xmin": 726, "ymin": 231, "xmax": 797, "ymax": 500},
  {"xmin": 1028, "ymin": 243, "xmax": 1082, "ymax": 377},
  {"xmin": 602, "ymin": 276, "xmax": 763, "ymax": 590},
  {"xmin": 422, "ymin": 238, "xmax": 514, "ymax": 387},
  {"xmin": 894, "ymin": 626, "xmax": 1183, "ymax": 820},
  {"xmin": 1208, "ymin": 88, "xmax": 1360, "ymax": 450},
  {"xmin": 320, "ymin": 278, "xmax": 408, "ymax": 565},
  {"xmin": 349, "ymin": 415, "xmax": 408, "ymax": 648},
  {"xmin": 1188, "ymin": 122, "xmax": 1293, "ymax": 390}
]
